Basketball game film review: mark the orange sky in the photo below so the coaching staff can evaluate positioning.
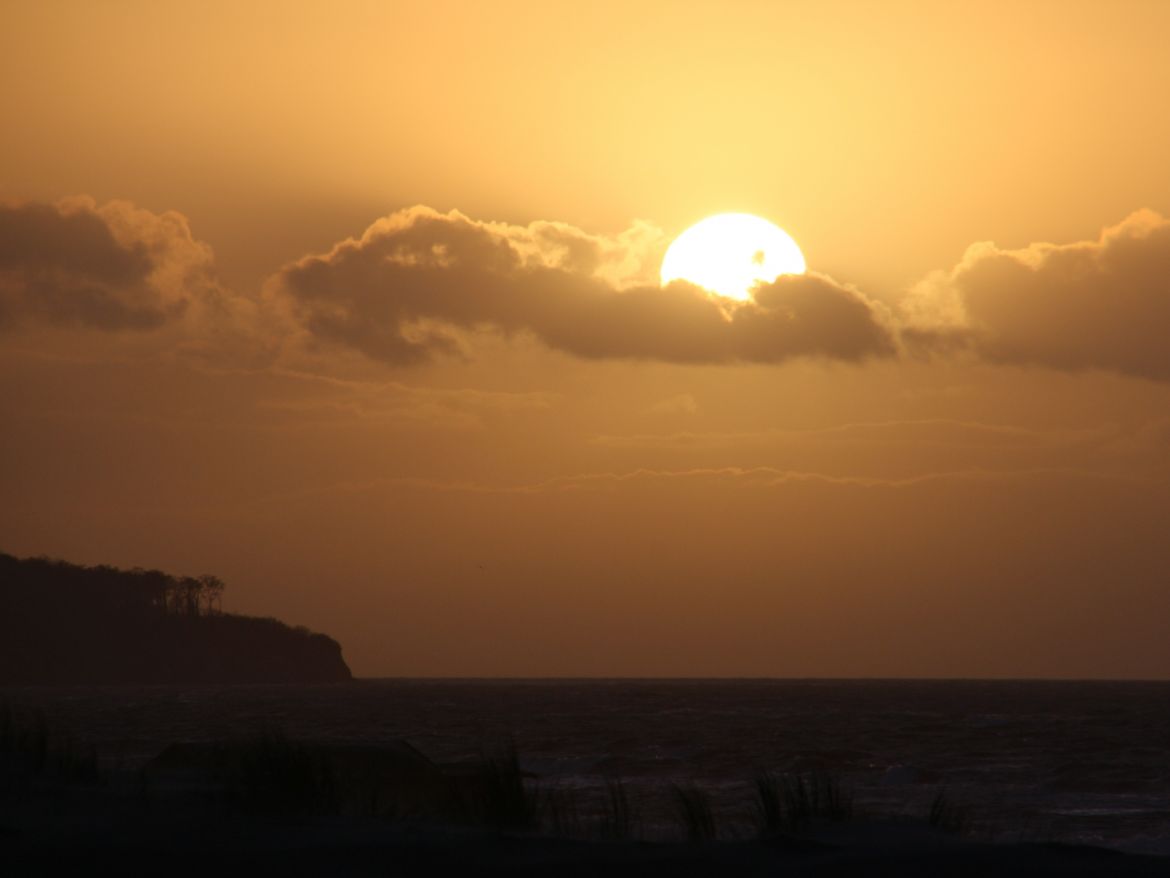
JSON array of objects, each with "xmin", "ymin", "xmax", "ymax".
[{"xmin": 3, "ymin": 1, "xmax": 1170, "ymax": 677}]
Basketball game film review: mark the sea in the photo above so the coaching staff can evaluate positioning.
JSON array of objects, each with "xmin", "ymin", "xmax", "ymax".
[{"xmin": 5, "ymin": 679, "xmax": 1170, "ymax": 853}]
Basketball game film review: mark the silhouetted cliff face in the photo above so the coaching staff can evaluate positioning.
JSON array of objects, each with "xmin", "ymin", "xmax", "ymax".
[{"xmin": 0, "ymin": 553, "xmax": 352, "ymax": 684}]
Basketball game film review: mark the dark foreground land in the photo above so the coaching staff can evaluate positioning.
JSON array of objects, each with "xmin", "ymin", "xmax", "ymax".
[
  {"xmin": 4, "ymin": 809, "xmax": 1170, "ymax": 877},
  {"xmin": 3, "ymin": 552, "xmax": 1169, "ymax": 873},
  {"xmin": 3, "ymin": 733, "xmax": 1168, "ymax": 877}
]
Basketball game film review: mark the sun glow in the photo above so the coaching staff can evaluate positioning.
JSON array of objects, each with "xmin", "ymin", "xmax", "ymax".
[{"xmin": 660, "ymin": 213, "xmax": 806, "ymax": 301}]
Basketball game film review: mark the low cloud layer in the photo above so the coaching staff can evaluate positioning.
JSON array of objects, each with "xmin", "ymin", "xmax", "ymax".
[
  {"xmin": 0, "ymin": 197, "xmax": 274, "ymax": 368},
  {"xmin": 8, "ymin": 198, "xmax": 1170, "ymax": 382},
  {"xmin": 0, "ymin": 198, "xmax": 220, "ymax": 332},
  {"xmin": 904, "ymin": 210, "xmax": 1170, "ymax": 379},
  {"xmin": 272, "ymin": 207, "xmax": 898, "ymax": 365}
]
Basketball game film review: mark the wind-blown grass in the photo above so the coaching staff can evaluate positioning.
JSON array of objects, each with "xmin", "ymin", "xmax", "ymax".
[
  {"xmin": 671, "ymin": 783, "xmax": 717, "ymax": 842},
  {"xmin": 928, "ymin": 788, "xmax": 970, "ymax": 834},
  {"xmin": 537, "ymin": 778, "xmax": 640, "ymax": 840},
  {"xmin": 754, "ymin": 770, "xmax": 785, "ymax": 835},
  {"xmin": 6, "ymin": 715, "xmax": 978, "ymax": 849},
  {"xmin": 462, "ymin": 743, "xmax": 537, "ymax": 830},
  {"xmin": 753, "ymin": 770, "xmax": 853, "ymax": 836},
  {"xmin": 540, "ymin": 785, "xmax": 582, "ymax": 837},
  {"xmin": 0, "ymin": 701, "xmax": 101, "ymax": 793},
  {"xmin": 228, "ymin": 731, "xmax": 338, "ymax": 816},
  {"xmin": 598, "ymin": 778, "xmax": 639, "ymax": 840}
]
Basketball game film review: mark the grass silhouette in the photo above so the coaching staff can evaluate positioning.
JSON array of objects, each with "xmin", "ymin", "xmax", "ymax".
[
  {"xmin": 671, "ymin": 783, "xmax": 717, "ymax": 842},
  {"xmin": 599, "ymin": 778, "xmax": 639, "ymax": 840},
  {"xmin": 0, "ymin": 701, "xmax": 101, "ymax": 795},
  {"xmin": 4, "ymin": 713, "xmax": 992, "ymax": 850},
  {"xmin": 928, "ymin": 787, "xmax": 971, "ymax": 834},
  {"xmin": 463, "ymin": 743, "xmax": 537, "ymax": 829},
  {"xmin": 753, "ymin": 770, "xmax": 853, "ymax": 836},
  {"xmin": 228, "ymin": 731, "xmax": 338, "ymax": 816}
]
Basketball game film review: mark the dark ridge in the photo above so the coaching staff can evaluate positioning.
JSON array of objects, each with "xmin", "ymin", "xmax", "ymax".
[{"xmin": 0, "ymin": 552, "xmax": 351, "ymax": 684}]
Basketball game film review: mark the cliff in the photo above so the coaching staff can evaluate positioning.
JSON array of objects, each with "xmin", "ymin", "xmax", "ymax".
[{"xmin": 0, "ymin": 553, "xmax": 352, "ymax": 684}]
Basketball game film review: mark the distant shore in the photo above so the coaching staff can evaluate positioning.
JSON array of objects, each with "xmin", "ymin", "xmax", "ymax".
[{"xmin": 0, "ymin": 553, "xmax": 352, "ymax": 685}]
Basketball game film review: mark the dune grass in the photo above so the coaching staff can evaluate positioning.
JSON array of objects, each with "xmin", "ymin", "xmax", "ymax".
[
  {"xmin": 753, "ymin": 770, "xmax": 853, "ymax": 836},
  {"xmin": 5, "ymin": 713, "xmax": 981, "ymax": 846},
  {"xmin": 928, "ymin": 788, "xmax": 971, "ymax": 834},
  {"xmin": 228, "ymin": 731, "xmax": 339, "ymax": 816},
  {"xmin": 538, "ymin": 777, "xmax": 640, "ymax": 840},
  {"xmin": 0, "ymin": 701, "xmax": 101, "ymax": 793},
  {"xmin": 464, "ymin": 743, "xmax": 538, "ymax": 829},
  {"xmin": 599, "ymin": 778, "xmax": 639, "ymax": 840},
  {"xmin": 540, "ymin": 784, "xmax": 583, "ymax": 837},
  {"xmin": 671, "ymin": 783, "xmax": 717, "ymax": 842}
]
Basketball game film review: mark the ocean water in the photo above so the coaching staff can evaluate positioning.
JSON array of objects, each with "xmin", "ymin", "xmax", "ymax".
[{"xmin": 6, "ymin": 679, "xmax": 1170, "ymax": 852}]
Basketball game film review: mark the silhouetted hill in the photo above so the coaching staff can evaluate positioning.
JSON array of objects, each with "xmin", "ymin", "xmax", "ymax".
[{"xmin": 0, "ymin": 553, "xmax": 352, "ymax": 684}]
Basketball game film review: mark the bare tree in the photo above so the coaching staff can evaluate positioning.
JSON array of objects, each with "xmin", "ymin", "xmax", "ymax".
[
  {"xmin": 198, "ymin": 574, "xmax": 225, "ymax": 615},
  {"xmin": 175, "ymin": 577, "xmax": 202, "ymax": 616}
]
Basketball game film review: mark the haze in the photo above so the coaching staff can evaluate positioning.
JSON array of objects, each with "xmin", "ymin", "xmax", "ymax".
[{"xmin": 3, "ymin": 1, "xmax": 1170, "ymax": 678}]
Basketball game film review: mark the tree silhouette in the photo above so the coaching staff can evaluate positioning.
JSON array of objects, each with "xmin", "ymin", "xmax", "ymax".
[
  {"xmin": 198, "ymin": 574, "xmax": 225, "ymax": 615},
  {"xmin": 0, "ymin": 551, "xmax": 351, "ymax": 683}
]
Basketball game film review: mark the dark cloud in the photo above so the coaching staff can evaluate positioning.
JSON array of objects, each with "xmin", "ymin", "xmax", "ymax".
[
  {"xmin": 21, "ymin": 197, "xmax": 1170, "ymax": 384},
  {"xmin": 904, "ymin": 210, "xmax": 1170, "ymax": 380},
  {"xmin": 0, "ymin": 197, "xmax": 274, "ymax": 368},
  {"xmin": 0, "ymin": 200, "xmax": 168, "ymax": 330},
  {"xmin": 273, "ymin": 207, "xmax": 897, "ymax": 365}
]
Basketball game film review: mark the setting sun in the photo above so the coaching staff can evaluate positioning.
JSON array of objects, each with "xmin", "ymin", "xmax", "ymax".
[
  {"xmin": 660, "ymin": 213, "xmax": 806, "ymax": 301},
  {"xmin": 9, "ymin": 10, "xmax": 1170, "ymax": 866}
]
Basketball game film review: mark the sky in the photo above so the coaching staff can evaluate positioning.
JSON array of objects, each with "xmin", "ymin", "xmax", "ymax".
[{"xmin": 3, "ymin": 0, "xmax": 1170, "ymax": 677}]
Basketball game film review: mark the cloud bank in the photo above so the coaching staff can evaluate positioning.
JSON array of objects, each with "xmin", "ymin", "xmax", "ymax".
[
  {"xmin": 0, "ymin": 197, "xmax": 221, "ymax": 332},
  {"xmin": 272, "ymin": 207, "xmax": 898, "ymax": 365},
  {"xmin": 8, "ymin": 197, "xmax": 1170, "ymax": 382},
  {"xmin": 904, "ymin": 210, "xmax": 1170, "ymax": 379},
  {"xmin": 0, "ymin": 197, "xmax": 273, "ymax": 366}
]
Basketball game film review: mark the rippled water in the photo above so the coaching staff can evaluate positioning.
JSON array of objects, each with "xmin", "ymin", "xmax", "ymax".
[{"xmin": 6, "ymin": 679, "xmax": 1170, "ymax": 851}]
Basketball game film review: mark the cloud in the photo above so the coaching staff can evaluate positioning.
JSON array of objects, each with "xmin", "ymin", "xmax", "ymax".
[
  {"xmin": 903, "ymin": 210, "xmax": 1170, "ymax": 379},
  {"xmin": 0, "ymin": 197, "xmax": 275, "ymax": 367},
  {"xmin": 272, "ymin": 206, "xmax": 898, "ymax": 366},
  {"xmin": 0, "ymin": 197, "xmax": 219, "ymax": 332},
  {"xmin": 18, "ymin": 197, "xmax": 1170, "ymax": 385}
]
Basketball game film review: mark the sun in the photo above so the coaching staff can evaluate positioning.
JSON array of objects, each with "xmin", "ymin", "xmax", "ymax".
[{"xmin": 660, "ymin": 213, "xmax": 806, "ymax": 301}]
